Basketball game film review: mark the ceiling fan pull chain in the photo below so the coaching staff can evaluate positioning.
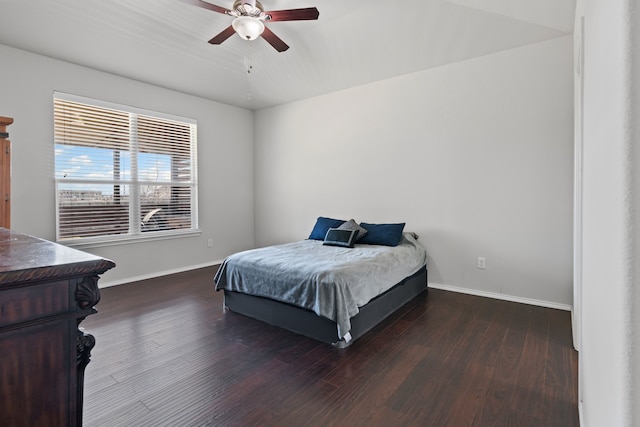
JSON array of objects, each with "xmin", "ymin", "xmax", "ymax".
[{"xmin": 244, "ymin": 42, "xmax": 254, "ymax": 75}]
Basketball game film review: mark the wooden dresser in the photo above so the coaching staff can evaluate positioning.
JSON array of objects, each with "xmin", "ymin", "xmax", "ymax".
[{"xmin": 0, "ymin": 228, "xmax": 115, "ymax": 426}]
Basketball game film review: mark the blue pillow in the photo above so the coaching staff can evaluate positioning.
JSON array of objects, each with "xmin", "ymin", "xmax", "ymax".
[
  {"xmin": 358, "ymin": 222, "xmax": 406, "ymax": 246},
  {"xmin": 308, "ymin": 216, "xmax": 346, "ymax": 240}
]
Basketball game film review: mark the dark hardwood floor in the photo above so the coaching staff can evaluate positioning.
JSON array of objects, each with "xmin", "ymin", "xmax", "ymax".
[{"xmin": 82, "ymin": 266, "xmax": 578, "ymax": 426}]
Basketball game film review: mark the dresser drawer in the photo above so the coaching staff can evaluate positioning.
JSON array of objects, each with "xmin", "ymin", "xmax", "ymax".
[{"xmin": 0, "ymin": 280, "xmax": 70, "ymax": 327}]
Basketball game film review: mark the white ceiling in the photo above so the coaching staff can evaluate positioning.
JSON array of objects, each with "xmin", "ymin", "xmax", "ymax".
[{"xmin": 0, "ymin": 0, "xmax": 575, "ymax": 110}]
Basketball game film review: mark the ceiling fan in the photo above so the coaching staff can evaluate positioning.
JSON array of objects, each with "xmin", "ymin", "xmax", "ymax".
[{"xmin": 184, "ymin": 0, "xmax": 320, "ymax": 52}]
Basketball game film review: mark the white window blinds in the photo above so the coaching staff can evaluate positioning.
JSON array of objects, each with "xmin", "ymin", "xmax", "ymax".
[{"xmin": 54, "ymin": 93, "xmax": 198, "ymax": 244}]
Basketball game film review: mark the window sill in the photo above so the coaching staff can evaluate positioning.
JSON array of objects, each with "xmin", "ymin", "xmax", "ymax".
[{"xmin": 59, "ymin": 229, "xmax": 202, "ymax": 250}]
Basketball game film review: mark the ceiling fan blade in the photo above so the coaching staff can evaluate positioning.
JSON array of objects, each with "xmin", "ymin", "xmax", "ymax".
[
  {"xmin": 208, "ymin": 25, "xmax": 236, "ymax": 44},
  {"xmin": 181, "ymin": 0, "xmax": 231, "ymax": 15},
  {"xmin": 264, "ymin": 7, "xmax": 319, "ymax": 22},
  {"xmin": 261, "ymin": 26, "xmax": 289, "ymax": 52}
]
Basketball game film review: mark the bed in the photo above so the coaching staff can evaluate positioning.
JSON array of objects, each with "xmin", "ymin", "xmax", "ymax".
[{"xmin": 214, "ymin": 219, "xmax": 428, "ymax": 348}]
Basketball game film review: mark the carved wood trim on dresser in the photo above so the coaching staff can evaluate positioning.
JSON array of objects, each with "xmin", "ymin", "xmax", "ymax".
[{"xmin": 0, "ymin": 228, "xmax": 115, "ymax": 426}]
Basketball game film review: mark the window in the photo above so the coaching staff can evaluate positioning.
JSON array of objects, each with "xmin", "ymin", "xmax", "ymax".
[{"xmin": 54, "ymin": 92, "xmax": 198, "ymax": 245}]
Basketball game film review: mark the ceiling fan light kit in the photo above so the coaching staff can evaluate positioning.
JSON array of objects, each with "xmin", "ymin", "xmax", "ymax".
[
  {"xmin": 185, "ymin": 0, "xmax": 319, "ymax": 52},
  {"xmin": 232, "ymin": 16, "xmax": 264, "ymax": 40}
]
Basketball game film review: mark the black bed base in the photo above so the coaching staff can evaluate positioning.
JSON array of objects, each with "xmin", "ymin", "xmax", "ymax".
[{"xmin": 222, "ymin": 266, "xmax": 428, "ymax": 348}]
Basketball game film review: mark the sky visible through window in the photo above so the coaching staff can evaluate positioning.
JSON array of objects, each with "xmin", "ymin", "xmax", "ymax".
[{"xmin": 56, "ymin": 144, "xmax": 171, "ymax": 195}]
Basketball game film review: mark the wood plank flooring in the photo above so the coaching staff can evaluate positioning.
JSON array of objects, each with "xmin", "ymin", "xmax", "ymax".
[{"xmin": 82, "ymin": 266, "xmax": 578, "ymax": 426}]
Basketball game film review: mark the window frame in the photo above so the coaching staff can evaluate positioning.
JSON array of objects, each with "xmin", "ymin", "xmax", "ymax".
[{"xmin": 54, "ymin": 92, "xmax": 199, "ymax": 247}]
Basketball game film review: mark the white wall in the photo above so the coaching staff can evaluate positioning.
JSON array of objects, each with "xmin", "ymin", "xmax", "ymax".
[
  {"xmin": 0, "ymin": 44, "xmax": 255, "ymax": 286},
  {"xmin": 634, "ymin": 3, "xmax": 640, "ymax": 422},
  {"xmin": 577, "ymin": 0, "xmax": 639, "ymax": 425},
  {"xmin": 254, "ymin": 36, "xmax": 574, "ymax": 307}
]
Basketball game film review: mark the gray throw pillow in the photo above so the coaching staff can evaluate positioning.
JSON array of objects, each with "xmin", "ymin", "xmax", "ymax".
[{"xmin": 337, "ymin": 219, "xmax": 368, "ymax": 242}]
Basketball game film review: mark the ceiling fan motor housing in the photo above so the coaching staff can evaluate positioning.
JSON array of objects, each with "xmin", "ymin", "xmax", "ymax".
[{"xmin": 232, "ymin": 0, "xmax": 264, "ymax": 15}]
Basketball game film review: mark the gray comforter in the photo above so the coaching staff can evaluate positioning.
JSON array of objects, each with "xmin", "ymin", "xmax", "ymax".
[{"xmin": 214, "ymin": 233, "xmax": 427, "ymax": 339}]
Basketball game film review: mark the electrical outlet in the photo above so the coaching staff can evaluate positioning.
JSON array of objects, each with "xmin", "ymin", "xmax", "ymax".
[
  {"xmin": 477, "ymin": 256, "xmax": 486, "ymax": 269},
  {"xmin": 207, "ymin": 239, "xmax": 213, "ymax": 248}
]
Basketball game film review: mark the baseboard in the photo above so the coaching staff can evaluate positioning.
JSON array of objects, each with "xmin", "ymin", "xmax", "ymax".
[
  {"xmin": 571, "ymin": 308, "xmax": 580, "ymax": 351},
  {"xmin": 428, "ymin": 282, "xmax": 572, "ymax": 311},
  {"xmin": 578, "ymin": 401, "xmax": 584, "ymax": 427},
  {"xmin": 98, "ymin": 260, "xmax": 224, "ymax": 288}
]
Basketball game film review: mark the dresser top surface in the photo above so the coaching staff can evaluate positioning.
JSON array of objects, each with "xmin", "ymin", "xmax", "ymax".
[{"xmin": 0, "ymin": 228, "xmax": 115, "ymax": 286}]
